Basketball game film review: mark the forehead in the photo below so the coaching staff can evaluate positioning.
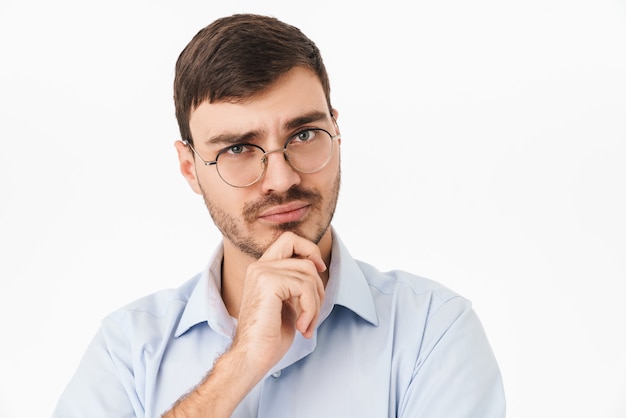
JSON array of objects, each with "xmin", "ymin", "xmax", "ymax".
[{"xmin": 189, "ymin": 67, "xmax": 329, "ymax": 141}]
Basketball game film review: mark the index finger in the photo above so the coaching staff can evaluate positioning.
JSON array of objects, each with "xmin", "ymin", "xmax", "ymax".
[{"xmin": 260, "ymin": 232, "xmax": 327, "ymax": 272}]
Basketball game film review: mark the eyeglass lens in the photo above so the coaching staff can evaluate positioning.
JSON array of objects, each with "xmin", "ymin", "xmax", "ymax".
[{"xmin": 216, "ymin": 128, "xmax": 334, "ymax": 187}]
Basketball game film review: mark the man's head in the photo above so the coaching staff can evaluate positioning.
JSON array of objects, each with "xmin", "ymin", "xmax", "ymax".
[
  {"xmin": 174, "ymin": 14, "xmax": 332, "ymax": 143},
  {"xmin": 173, "ymin": 14, "xmax": 341, "ymax": 261}
]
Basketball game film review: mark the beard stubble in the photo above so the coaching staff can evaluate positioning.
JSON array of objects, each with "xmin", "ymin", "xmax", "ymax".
[{"xmin": 200, "ymin": 172, "xmax": 340, "ymax": 259}]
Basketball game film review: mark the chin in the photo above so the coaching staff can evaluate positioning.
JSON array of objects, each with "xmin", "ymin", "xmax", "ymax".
[
  {"xmin": 284, "ymin": 221, "xmax": 330, "ymax": 245},
  {"xmin": 265, "ymin": 221, "xmax": 319, "ymax": 244},
  {"xmin": 275, "ymin": 221, "xmax": 305, "ymax": 233}
]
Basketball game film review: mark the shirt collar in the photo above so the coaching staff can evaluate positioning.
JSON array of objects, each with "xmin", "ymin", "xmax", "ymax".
[
  {"xmin": 174, "ymin": 228, "xmax": 378, "ymax": 338},
  {"xmin": 321, "ymin": 229, "xmax": 379, "ymax": 326},
  {"xmin": 175, "ymin": 244, "xmax": 236, "ymax": 338}
]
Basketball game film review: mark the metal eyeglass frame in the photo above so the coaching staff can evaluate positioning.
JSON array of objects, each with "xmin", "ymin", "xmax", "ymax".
[{"xmin": 183, "ymin": 128, "xmax": 341, "ymax": 188}]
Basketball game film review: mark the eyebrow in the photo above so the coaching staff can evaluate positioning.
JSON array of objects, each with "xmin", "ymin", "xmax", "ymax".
[
  {"xmin": 203, "ymin": 110, "xmax": 331, "ymax": 147},
  {"xmin": 284, "ymin": 110, "xmax": 330, "ymax": 131}
]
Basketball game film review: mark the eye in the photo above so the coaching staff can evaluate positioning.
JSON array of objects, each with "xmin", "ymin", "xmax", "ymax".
[
  {"xmin": 217, "ymin": 143, "xmax": 259, "ymax": 161},
  {"xmin": 225, "ymin": 144, "xmax": 251, "ymax": 155},
  {"xmin": 292, "ymin": 129, "xmax": 317, "ymax": 143}
]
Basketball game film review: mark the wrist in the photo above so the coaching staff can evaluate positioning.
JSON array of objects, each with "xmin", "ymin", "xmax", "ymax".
[{"xmin": 163, "ymin": 345, "xmax": 265, "ymax": 418}]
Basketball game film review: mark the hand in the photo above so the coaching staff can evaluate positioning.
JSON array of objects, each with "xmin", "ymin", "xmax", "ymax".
[
  {"xmin": 232, "ymin": 232, "xmax": 327, "ymax": 375},
  {"xmin": 163, "ymin": 232, "xmax": 327, "ymax": 417}
]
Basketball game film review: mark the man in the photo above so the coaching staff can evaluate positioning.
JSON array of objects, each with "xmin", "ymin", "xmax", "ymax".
[{"xmin": 54, "ymin": 13, "xmax": 505, "ymax": 417}]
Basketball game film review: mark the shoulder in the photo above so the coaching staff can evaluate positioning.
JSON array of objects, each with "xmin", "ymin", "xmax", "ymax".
[
  {"xmin": 101, "ymin": 274, "xmax": 201, "ymax": 338},
  {"xmin": 356, "ymin": 260, "xmax": 464, "ymax": 305},
  {"xmin": 354, "ymin": 261, "xmax": 494, "ymax": 369},
  {"xmin": 353, "ymin": 259, "xmax": 476, "ymax": 334}
]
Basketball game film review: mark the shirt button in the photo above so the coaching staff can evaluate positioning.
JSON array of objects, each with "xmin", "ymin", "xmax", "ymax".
[{"xmin": 272, "ymin": 370, "xmax": 282, "ymax": 378}]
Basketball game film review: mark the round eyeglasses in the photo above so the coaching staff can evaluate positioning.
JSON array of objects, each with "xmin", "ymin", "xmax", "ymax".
[{"xmin": 184, "ymin": 128, "xmax": 341, "ymax": 188}]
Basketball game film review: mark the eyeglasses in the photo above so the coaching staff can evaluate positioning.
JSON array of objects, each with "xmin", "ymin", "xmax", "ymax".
[{"xmin": 183, "ymin": 128, "xmax": 341, "ymax": 188}]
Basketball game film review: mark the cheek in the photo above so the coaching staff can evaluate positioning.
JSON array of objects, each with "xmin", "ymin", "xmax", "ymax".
[
  {"xmin": 324, "ymin": 153, "xmax": 341, "ymax": 185},
  {"xmin": 206, "ymin": 182, "xmax": 252, "ymax": 213},
  {"xmin": 311, "ymin": 162, "xmax": 341, "ymax": 204},
  {"xmin": 199, "ymin": 176, "xmax": 234, "ymax": 204}
]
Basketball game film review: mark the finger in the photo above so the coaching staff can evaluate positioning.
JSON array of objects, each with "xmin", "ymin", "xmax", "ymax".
[
  {"xmin": 259, "ymin": 258, "xmax": 325, "ymax": 305},
  {"xmin": 291, "ymin": 283, "xmax": 321, "ymax": 338},
  {"xmin": 264, "ymin": 266, "xmax": 322, "ymax": 337},
  {"xmin": 261, "ymin": 232, "xmax": 327, "ymax": 272}
]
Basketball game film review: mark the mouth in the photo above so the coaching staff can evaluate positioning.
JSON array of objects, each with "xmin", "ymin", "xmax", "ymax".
[{"xmin": 257, "ymin": 201, "xmax": 311, "ymax": 224}]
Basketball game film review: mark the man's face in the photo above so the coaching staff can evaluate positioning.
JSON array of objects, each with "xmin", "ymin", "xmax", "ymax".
[{"xmin": 178, "ymin": 67, "xmax": 341, "ymax": 259}]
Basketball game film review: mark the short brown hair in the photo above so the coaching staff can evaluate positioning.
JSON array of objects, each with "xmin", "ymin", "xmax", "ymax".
[{"xmin": 174, "ymin": 14, "xmax": 332, "ymax": 142}]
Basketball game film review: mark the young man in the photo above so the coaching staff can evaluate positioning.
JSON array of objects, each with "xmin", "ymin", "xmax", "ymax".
[{"xmin": 54, "ymin": 14, "xmax": 505, "ymax": 417}]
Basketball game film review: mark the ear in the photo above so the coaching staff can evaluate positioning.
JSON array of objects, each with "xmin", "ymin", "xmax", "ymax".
[
  {"xmin": 174, "ymin": 140, "xmax": 203, "ymax": 195},
  {"xmin": 331, "ymin": 108, "xmax": 341, "ymax": 144}
]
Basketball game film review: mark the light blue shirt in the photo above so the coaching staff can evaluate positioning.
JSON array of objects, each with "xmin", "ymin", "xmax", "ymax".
[{"xmin": 53, "ymin": 231, "xmax": 505, "ymax": 417}]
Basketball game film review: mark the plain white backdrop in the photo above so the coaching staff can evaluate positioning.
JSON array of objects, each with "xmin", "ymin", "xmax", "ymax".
[{"xmin": 1, "ymin": 0, "xmax": 625, "ymax": 416}]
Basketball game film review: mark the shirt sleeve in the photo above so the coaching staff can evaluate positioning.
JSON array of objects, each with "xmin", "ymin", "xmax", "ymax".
[
  {"xmin": 399, "ymin": 296, "xmax": 506, "ymax": 417},
  {"xmin": 52, "ymin": 326, "xmax": 141, "ymax": 418}
]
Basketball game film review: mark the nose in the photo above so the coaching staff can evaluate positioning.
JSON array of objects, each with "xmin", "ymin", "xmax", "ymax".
[{"xmin": 259, "ymin": 148, "xmax": 301, "ymax": 193}]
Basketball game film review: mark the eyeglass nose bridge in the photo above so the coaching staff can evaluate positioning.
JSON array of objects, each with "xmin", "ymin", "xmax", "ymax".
[{"xmin": 260, "ymin": 146, "xmax": 291, "ymax": 166}]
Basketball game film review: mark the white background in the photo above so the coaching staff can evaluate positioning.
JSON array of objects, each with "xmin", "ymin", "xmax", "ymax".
[{"xmin": 1, "ymin": 0, "xmax": 625, "ymax": 417}]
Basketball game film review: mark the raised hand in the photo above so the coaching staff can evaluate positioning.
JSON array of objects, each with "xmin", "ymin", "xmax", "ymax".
[
  {"xmin": 233, "ymin": 231, "xmax": 327, "ymax": 374},
  {"xmin": 164, "ymin": 231, "xmax": 327, "ymax": 417}
]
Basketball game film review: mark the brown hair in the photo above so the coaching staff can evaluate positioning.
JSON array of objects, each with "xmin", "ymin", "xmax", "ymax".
[{"xmin": 174, "ymin": 14, "xmax": 332, "ymax": 142}]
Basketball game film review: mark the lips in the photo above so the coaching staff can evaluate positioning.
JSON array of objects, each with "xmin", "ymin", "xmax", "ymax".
[
  {"xmin": 257, "ymin": 201, "xmax": 310, "ymax": 223},
  {"xmin": 242, "ymin": 186, "xmax": 323, "ymax": 224}
]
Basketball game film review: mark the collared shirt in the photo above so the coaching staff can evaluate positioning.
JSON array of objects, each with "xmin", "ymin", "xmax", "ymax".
[{"xmin": 53, "ymin": 231, "xmax": 505, "ymax": 417}]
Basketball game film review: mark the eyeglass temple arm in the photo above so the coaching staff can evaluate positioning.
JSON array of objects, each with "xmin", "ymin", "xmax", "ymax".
[{"xmin": 182, "ymin": 139, "xmax": 217, "ymax": 166}]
